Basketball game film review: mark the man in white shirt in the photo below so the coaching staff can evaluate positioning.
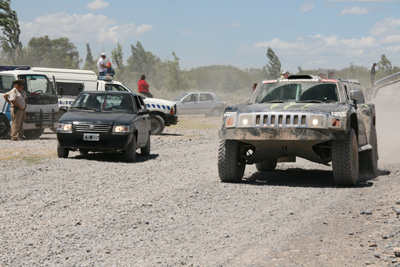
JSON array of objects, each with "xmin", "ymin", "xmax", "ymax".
[
  {"xmin": 3, "ymin": 79, "xmax": 27, "ymax": 140},
  {"xmin": 97, "ymin": 52, "xmax": 107, "ymax": 76}
]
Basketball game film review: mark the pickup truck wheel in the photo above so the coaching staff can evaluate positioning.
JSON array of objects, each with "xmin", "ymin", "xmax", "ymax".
[
  {"xmin": 24, "ymin": 128, "xmax": 44, "ymax": 139},
  {"xmin": 0, "ymin": 116, "xmax": 10, "ymax": 138},
  {"xmin": 150, "ymin": 114, "xmax": 165, "ymax": 135},
  {"xmin": 359, "ymin": 127, "xmax": 378, "ymax": 178},
  {"xmin": 332, "ymin": 128, "xmax": 359, "ymax": 186},
  {"xmin": 57, "ymin": 143, "xmax": 69, "ymax": 158},
  {"xmin": 141, "ymin": 135, "xmax": 151, "ymax": 155},
  {"xmin": 256, "ymin": 159, "xmax": 278, "ymax": 172},
  {"xmin": 218, "ymin": 139, "xmax": 245, "ymax": 182},
  {"xmin": 125, "ymin": 137, "xmax": 137, "ymax": 162}
]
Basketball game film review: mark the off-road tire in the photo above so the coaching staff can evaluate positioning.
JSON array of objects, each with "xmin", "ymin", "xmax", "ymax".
[
  {"xmin": 256, "ymin": 160, "xmax": 278, "ymax": 172},
  {"xmin": 150, "ymin": 114, "xmax": 165, "ymax": 135},
  {"xmin": 218, "ymin": 139, "xmax": 245, "ymax": 182},
  {"xmin": 332, "ymin": 129, "xmax": 359, "ymax": 186},
  {"xmin": 57, "ymin": 143, "xmax": 69, "ymax": 158},
  {"xmin": 359, "ymin": 126, "xmax": 378, "ymax": 178},
  {"xmin": 0, "ymin": 115, "xmax": 10, "ymax": 138},
  {"xmin": 141, "ymin": 135, "xmax": 151, "ymax": 155},
  {"xmin": 125, "ymin": 137, "xmax": 137, "ymax": 162}
]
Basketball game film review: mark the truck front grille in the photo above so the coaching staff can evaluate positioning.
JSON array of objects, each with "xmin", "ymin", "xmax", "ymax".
[{"xmin": 254, "ymin": 113, "xmax": 307, "ymax": 127}]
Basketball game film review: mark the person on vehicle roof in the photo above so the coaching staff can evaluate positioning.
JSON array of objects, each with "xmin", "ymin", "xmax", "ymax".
[
  {"xmin": 105, "ymin": 62, "xmax": 115, "ymax": 77},
  {"xmin": 280, "ymin": 70, "xmax": 289, "ymax": 79},
  {"xmin": 97, "ymin": 52, "xmax": 107, "ymax": 76},
  {"xmin": 138, "ymin": 75, "xmax": 153, "ymax": 98}
]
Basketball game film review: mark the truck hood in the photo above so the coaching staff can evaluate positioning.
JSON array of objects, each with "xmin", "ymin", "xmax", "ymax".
[
  {"xmin": 59, "ymin": 110, "xmax": 137, "ymax": 125},
  {"xmin": 227, "ymin": 102, "xmax": 350, "ymax": 114}
]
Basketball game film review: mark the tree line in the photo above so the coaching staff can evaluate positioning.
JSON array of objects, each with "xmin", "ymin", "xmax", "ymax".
[{"xmin": 1, "ymin": 0, "xmax": 398, "ymax": 102}]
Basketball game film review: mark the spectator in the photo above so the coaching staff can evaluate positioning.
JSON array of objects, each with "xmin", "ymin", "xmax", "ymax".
[
  {"xmin": 280, "ymin": 71, "xmax": 289, "ymax": 79},
  {"xmin": 138, "ymin": 75, "xmax": 153, "ymax": 98},
  {"xmin": 252, "ymin": 83, "xmax": 258, "ymax": 91},
  {"xmin": 371, "ymin": 63, "xmax": 377, "ymax": 87},
  {"xmin": 105, "ymin": 62, "xmax": 115, "ymax": 77},
  {"xmin": 3, "ymin": 79, "xmax": 27, "ymax": 140},
  {"xmin": 97, "ymin": 52, "xmax": 107, "ymax": 76}
]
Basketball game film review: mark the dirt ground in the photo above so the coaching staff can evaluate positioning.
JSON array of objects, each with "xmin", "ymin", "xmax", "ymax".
[{"xmin": 0, "ymin": 82, "xmax": 399, "ymax": 266}]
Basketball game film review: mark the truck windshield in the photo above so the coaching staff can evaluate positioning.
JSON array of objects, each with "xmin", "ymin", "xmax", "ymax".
[
  {"xmin": 18, "ymin": 75, "xmax": 56, "ymax": 97},
  {"xmin": 255, "ymin": 82, "xmax": 339, "ymax": 103}
]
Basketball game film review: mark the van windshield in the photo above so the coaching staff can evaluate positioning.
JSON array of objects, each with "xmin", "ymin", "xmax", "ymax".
[{"xmin": 18, "ymin": 75, "xmax": 56, "ymax": 97}]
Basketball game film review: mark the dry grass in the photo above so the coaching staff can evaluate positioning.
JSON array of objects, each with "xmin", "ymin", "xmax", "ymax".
[
  {"xmin": 0, "ymin": 148, "xmax": 56, "ymax": 163},
  {"xmin": 169, "ymin": 116, "xmax": 220, "ymax": 130}
]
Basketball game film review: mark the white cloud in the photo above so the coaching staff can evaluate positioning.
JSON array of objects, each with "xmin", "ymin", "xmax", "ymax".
[
  {"xmin": 380, "ymin": 34, "xmax": 400, "ymax": 44},
  {"xmin": 370, "ymin": 17, "xmax": 400, "ymax": 36},
  {"xmin": 300, "ymin": 2, "xmax": 314, "ymax": 12},
  {"xmin": 19, "ymin": 12, "xmax": 153, "ymax": 44},
  {"xmin": 87, "ymin": 0, "xmax": 109, "ymax": 10},
  {"xmin": 221, "ymin": 22, "xmax": 242, "ymax": 29},
  {"xmin": 340, "ymin": 6, "xmax": 370, "ymax": 15}
]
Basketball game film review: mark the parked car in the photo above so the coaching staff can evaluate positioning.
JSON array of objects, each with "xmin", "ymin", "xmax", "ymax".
[
  {"xmin": 56, "ymin": 91, "xmax": 151, "ymax": 162},
  {"xmin": 173, "ymin": 92, "xmax": 225, "ymax": 116}
]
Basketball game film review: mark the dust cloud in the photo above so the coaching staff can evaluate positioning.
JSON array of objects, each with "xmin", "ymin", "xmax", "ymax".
[{"xmin": 372, "ymin": 82, "xmax": 400, "ymax": 167}]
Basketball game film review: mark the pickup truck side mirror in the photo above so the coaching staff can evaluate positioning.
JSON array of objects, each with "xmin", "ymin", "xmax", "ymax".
[{"xmin": 350, "ymin": 90, "xmax": 359, "ymax": 109}]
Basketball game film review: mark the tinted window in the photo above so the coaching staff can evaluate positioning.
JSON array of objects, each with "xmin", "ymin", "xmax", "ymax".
[
  {"xmin": 57, "ymin": 82, "xmax": 84, "ymax": 96},
  {"xmin": 200, "ymin": 94, "xmax": 214, "ymax": 101}
]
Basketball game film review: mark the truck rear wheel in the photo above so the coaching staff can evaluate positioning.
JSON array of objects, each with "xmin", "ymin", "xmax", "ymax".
[
  {"xmin": 332, "ymin": 129, "xmax": 359, "ymax": 186},
  {"xmin": 218, "ymin": 139, "xmax": 245, "ymax": 182},
  {"xmin": 150, "ymin": 114, "xmax": 165, "ymax": 135},
  {"xmin": 359, "ymin": 127, "xmax": 378, "ymax": 178},
  {"xmin": 256, "ymin": 160, "xmax": 278, "ymax": 172}
]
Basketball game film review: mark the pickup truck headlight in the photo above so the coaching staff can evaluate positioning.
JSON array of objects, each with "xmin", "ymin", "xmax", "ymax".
[
  {"xmin": 57, "ymin": 123, "xmax": 72, "ymax": 133},
  {"xmin": 308, "ymin": 115, "xmax": 325, "ymax": 128},
  {"xmin": 112, "ymin": 125, "xmax": 130, "ymax": 133}
]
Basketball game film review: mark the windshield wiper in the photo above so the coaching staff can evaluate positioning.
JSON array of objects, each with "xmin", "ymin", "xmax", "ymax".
[
  {"xmin": 296, "ymin": 100, "xmax": 324, "ymax": 103},
  {"xmin": 72, "ymin": 107, "xmax": 100, "ymax": 111}
]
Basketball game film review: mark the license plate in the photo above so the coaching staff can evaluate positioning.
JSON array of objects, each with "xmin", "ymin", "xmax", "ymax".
[{"xmin": 83, "ymin": 133, "xmax": 99, "ymax": 141}]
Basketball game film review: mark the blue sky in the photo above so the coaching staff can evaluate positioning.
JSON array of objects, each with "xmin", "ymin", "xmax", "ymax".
[{"xmin": 10, "ymin": 0, "xmax": 400, "ymax": 73}]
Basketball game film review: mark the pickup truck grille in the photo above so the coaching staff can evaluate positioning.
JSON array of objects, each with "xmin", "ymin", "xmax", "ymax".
[
  {"xmin": 255, "ymin": 113, "xmax": 307, "ymax": 127},
  {"xmin": 75, "ymin": 123, "xmax": 110, "ymax": 133}
]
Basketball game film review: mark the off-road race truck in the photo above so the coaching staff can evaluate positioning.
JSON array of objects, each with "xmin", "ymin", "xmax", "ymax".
[{"xmin": 218, "ymin": 75, "xmax": 378, "ymax": 186}]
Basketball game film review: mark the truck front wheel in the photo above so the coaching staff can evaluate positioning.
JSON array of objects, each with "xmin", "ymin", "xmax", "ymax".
[
  {"xmin": 332, "ymin": 129, "xmax": 359, "ymax": 186},
  {"xmin": 218, "ymin": 139, "xmax": 246, "ymax": 182}
]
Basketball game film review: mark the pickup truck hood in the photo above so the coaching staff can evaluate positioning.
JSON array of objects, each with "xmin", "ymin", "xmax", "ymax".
[
  {"xmin": 144, "ymin": 97, "xmax": 175, "ymax": 106},
  {"xmin": 59, "ymin": 110, "xmax": 137, "ymax": 125}
]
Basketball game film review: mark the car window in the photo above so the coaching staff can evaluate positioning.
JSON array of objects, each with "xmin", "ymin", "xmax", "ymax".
[
  {"xmin": 183, "ymin": 93, "xmax": 198, "ymax": 102},
  {"xmin": 200, "ymin": 94, "xmax": 214, "ymax": 101},
  {"xmin": 0, "ymin": 75, "xmax": 14, "ymax": 93}
]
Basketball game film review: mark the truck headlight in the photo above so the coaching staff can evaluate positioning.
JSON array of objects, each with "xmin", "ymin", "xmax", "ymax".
[
  {"xmin": 308, "ymin": 115, "xmax": 325, "ymax": 128},
  {"xmin": 238, "ymin": 114, "xmax": 254, "ymax": 128},
  {"xmin": 57, "ymin": 123, "xmax": 72, "ymax": 133},
  {"xmin": 113, "ymin": 125, "xmax": 130, "ymax": 133}
]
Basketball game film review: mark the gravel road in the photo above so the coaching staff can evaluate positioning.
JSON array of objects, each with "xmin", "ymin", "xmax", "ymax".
[{"xmin": 1, "ymin": 83, "xmax": 400, "ymax": 266}]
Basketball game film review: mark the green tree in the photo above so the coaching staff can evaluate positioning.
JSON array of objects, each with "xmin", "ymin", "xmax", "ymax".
[
  {"xmin": 263, "ymin": 47, "xmax": 281, "ymax": 79},
  {"xmin": 165, "ymin": 51, "xmax": 188, "ymax": 91},
  {"xmin": 111, "ymin": 43, "xmax": 124, "ymax": 80},
  {"xmin": 0, "ymin": 0, "xmax": 23, "ymax": 64},
  {"xmin": 25, "ymin": 35, "xmax": 80, "ymax": 68},
  {"xmin": 83, "ymin": 43, "xmax": 96, "ymax": 71},
  {"xmin": 377, "ymin": 54, "xmax": 393, "ymax": 74}
]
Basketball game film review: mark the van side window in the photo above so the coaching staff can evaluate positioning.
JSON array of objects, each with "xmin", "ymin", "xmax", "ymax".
[{"xmin": 0, "ymin": 75, "xmax": 14, "ymax": 93}]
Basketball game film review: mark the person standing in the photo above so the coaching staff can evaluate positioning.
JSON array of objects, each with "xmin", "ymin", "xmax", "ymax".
[
  {"xmin": 138, "ymin": 75, "xmax": 153, "ymax": 98},
  {"xmin": 371, "ymin": 63, "xmax": 377, "ymax": 87},
  {"xmin": 3, "ymin": 79, "xmax": 27, "ymax": 140},
  {"xmin": 97, "ymin": 52, "xmax": 107, "ymax": 76}
]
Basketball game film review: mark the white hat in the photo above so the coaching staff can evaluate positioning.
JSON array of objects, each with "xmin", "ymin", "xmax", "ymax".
[{"xmin": 101, "ymin": 52, "xmax": 106, "ymax": 56}]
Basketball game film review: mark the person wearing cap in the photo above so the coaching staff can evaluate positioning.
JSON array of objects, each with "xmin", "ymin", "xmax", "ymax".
[
  {"xmin": 280, "ymin": 70, "xmax": 289, "ymax": 79},
  {"xmin": 3, "ymin": 79, "xmax": 27, "ymax": 140},
  {"xmin": 138, "ymin": 75, "xmax": 153, "ymax": 98},
  {"xmin": 97, "ymin": 52, "xmax": 107, "ymax": 76},
  {"xmin": 105, "ymin": 62, "xmax": 115, "ymax": 77}
]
